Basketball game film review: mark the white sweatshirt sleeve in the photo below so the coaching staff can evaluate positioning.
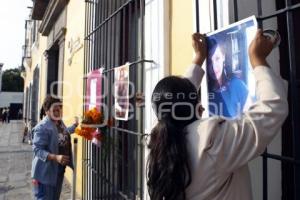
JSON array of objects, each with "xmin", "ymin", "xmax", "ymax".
[
  {"xmin": 184, "ymin": 64, "xmax": 205, "ymax": 90},
  {"xmin": 208, "ymin": 66, "xmax": 288, "ymax": 173}
]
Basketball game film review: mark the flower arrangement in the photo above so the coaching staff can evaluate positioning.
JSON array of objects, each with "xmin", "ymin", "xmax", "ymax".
[
  {"xmin": 75, "ymin": 107, "xmax": 104, "ymax": 141},
  {"xmin": 75, "ymin": 107, "xmax": 114, "ymax": 151}
]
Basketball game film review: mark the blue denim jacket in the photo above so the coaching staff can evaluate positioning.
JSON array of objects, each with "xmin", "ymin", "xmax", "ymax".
[{"xmin": 31, "ymin": 116, "xmax": 77, "ymax": 186}]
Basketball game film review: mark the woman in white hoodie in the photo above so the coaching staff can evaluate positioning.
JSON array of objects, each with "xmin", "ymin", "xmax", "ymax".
[{"xmin": 147, "ymin": 30, "xmax": 288, "ymax": 200}]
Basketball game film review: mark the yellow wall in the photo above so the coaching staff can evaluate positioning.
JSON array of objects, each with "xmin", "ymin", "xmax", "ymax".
[
  {"xmin": 35, "ymin": 36, "xmax": 48, "ymax": 109},
  {"xmin": 170, "ymin": 0, "xmax": 194, "ymax": 75},
  {"xmin": 23, "ymin": 32, "xmax": 47, "ymax": 113},
  {"xmin": 63, "ymin": 0, "xmax": 86, "ymax": 197}
]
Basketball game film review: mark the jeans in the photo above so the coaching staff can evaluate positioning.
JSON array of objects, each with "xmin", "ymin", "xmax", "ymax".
[{"xmin": 33, "ymin": 165, "xmax": 66, "ymax": 200}]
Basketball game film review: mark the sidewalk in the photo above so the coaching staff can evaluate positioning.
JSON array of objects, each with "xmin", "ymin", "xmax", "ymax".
[{"xmin": 0, "ymin": 121, "xmax": 72, "ymax": 200}]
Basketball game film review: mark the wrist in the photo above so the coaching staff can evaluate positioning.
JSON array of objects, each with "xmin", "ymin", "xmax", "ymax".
[
  {"xmin": 193, "ymin": 54, "xmax": 205, "ymax": 66},
  {"xmin": 48, "ymin": 154, "xmax": 57, "ymax": 162},
  {"xmin": 251, "ymin": 57, "xmax": 269, "ymax": 68}
]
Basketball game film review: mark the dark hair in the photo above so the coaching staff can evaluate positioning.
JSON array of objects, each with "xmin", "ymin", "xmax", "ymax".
[
  {"xmin": 147, "ymin": 76, "xmax": 199, "ymax": 200},
  {"xmin": 42, "ymin": 95, "xmax": 62, "ymax": 112}
]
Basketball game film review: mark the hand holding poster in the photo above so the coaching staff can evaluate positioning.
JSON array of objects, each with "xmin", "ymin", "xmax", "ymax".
[{"xmin": 205, "ymin": 16, "xmax": 258, "ymax": 118}]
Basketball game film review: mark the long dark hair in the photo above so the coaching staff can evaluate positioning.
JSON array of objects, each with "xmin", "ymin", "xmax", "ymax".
[{"xmin": 147, "ymin": 76, "xmax": 199, "ymax": 200}]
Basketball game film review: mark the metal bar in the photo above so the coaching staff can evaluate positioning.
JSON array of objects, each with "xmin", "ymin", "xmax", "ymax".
[
  {"xmin": 262, "ymin": 153, "xmax": 300, "ymax": 165},
  {"xmin": 257, "ymin": 3, "xmax": 300, "ymax": 21},
  {"xmin": 71, "ymin": 138, "xmax": 78, "ymax": 200},
  {"xmin": 121, "ymin": 6, "xmax": 127, "ymax": 195},
  {"xmin": 82, "ymin": 140, "xmax": 85, "ymax": 200},
  {"xmin": 195, "ymin": 0, "xmax": 200, "ymax": 32},
  {"xmin": 128, "ymin": 1, "xmax": 134, "ymax": 196},
  {"xmin": 88, "ymin": 3, "xmax": 92, "ymax": 70},
  {"xmin": 99, "ymin": 0, "xmax": 103, "ymax": 69},
  {"xmin": 103, "ymin": 0, "xmax": 109, "ymax": 196},
  {"xmin": 233, "ymin": 0, "xmax": 238, "ymax": 22},
  {"xmin": 263, "ymin": 153, "xmax": 268, "ymax": 200},
  {"xmin": 111, "ymin": 126, "xmax": 147, "ymax": 136},
  {"xmin": 95, "ymin": 2, "xmax": 100, "ymax": 197},
  {"xmin": 108, "ymin": 1, "xmax": 115, "ymax": 198},
  {"xmin": 112, "ymin": 1, "xmax": 120, "ymax": 197},
  {"xmin": 87, "ymin": 1, "xmax": 91, "ymax": 74},
  {"xmin": 85, "ymin": 0, "xmax": 136, "ymax": 40},
  {"xmin": 257, "ymin": 0, "xmax": 263, "ymax": 28},
  {"xmin": 101, "ymin": 59, "xmax": 155, "ymax": 73},
  {"xmin": 285, "ymin": 0, "xmax": 300, "ymax": 199},
  {"xmin": 139, "ymin": 1, "xmax": 145, "ymax": 197},
  {"xmin": 95, "ymin": 0, "xmax": 100, "ymax": 72},
  {"xmin": 92, "ymin": 1, "xmax": 95, "ymax": 72},
  {"xmin": 212, "ymin": 0, "xmax": 218, "ymax": 30},
  {"xmin": 83, "ymin": 0, "xmax": 86, "ymax": 193},
  {"xmin": 107, "ymin": 0, "xmax": 113, "ymax": 197},
  {"xmin": 134, "ymin": 0, "xmax": 143, "ymax": 197}
]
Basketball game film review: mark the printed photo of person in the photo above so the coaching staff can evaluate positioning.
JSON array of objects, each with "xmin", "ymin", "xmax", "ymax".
[
  {"xmin": 206, "ymin": 16, "xmax": 257, "ymax": 118},
  {"xmin": 114, "ymin": 64, "xmax": 130, "ymax": 120}
]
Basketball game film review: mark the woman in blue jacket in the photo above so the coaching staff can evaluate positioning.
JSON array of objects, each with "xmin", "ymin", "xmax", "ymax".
[{"xmin": 31, "ymin": 96, "xmax": 78, "ymax": 200}]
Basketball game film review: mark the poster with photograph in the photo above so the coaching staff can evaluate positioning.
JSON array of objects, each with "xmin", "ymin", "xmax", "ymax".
[
  {"xmin": 206, "ymin": 16, "xmax": 257, "ymax": 118},
  {"xmin": 114, "ymin": 64, "xmax": 130, "ymax": 121},
  {"xmin": 85, "ymin": 68, "xmax": 103, "ymax": 111}
]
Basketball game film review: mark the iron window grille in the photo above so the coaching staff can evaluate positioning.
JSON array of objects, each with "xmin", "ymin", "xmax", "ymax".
[{"xmin": 83, "ymin": 0, "xmax": 151, "ymax": 199}]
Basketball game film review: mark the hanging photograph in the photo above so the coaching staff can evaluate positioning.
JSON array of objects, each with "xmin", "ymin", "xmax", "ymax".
[
  {"xmin": 114, "ymin": 64, "xmax": 130, "ymax": 121},
  {"xmin": 205, "ymin": 16, "xmax": 258, "ymax": 118},
  {"xmin": 85, "ymin": 68, "xmax": 103, "ymax": 111}
]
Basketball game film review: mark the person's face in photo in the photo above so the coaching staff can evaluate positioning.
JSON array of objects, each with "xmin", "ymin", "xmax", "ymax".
[
  {"xmin": 210, "ymin": 46, "xmax": 225, "ymax": 81},
  {"xmin": 119, "ymin": 68, "xmax": 125, "ymax": 80}
]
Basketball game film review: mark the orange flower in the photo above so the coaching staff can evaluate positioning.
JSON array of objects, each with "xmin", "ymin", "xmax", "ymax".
[
  {"xmin": 84, "ymin": 107, "xmax": 103, "ymax": 124},
  {"xmin": 75, "ymin": 126, "xmax": 94, "ymax": 140},
  {"xmin": 76, "ymin": 107, "xmax": 106, "ymax": 140}
]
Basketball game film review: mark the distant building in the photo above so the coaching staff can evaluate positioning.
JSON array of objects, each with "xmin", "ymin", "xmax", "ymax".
[
  {"xmin": 0, "ymin": 63, "xmax": 3, "ymax": 91},
  {"xmin": 0, "ymin": 92, "xmax": 23, "ymax": 120}
]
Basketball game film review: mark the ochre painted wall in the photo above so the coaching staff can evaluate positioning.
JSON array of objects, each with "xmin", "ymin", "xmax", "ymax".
[
  {"xmin": 23, "ymin": 31, "xmax": 47, "ymax": 115},
  {"xmin": 62, "ymin": 0, "xmax": 86, "ymax": 198},
  {"xmin": 170, "ymin": 0, "xmax": 195, "ymax": 76}
]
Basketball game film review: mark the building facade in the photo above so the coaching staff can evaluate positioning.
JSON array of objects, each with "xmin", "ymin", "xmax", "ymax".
[
  {"xmin": 0, "ymin": 63, "xmax": 3, "ymax": 91},
  {"xmin": 22, "ymin": 0, "xmax": 85, "ymax": 196}
]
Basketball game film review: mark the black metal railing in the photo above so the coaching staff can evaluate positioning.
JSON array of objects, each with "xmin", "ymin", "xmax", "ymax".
[
  {"xmin": 195, "ymin": 0, "xmax": 300, "ymax": 199},
  {"xmin": 83, "ymin": 0, "xmax": 147, "ymax": 199}
]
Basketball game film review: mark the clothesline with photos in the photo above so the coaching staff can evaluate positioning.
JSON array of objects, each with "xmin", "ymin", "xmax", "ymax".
[
  {"xmin": 100, "ymin": 59, "xmax": 155, "ymax": 74},
  {"xmin": 76, "ymin": 59, "xmax": 154, "ymax": 146},
  {"xmin": 82, "ymin": 59, "xmax": 156, "ymax": 79}
]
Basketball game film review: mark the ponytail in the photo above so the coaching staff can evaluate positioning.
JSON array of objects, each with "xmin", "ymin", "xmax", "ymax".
[{"xmin": 147, "ymin": 119, "xmax": 192, "ymax": 200}]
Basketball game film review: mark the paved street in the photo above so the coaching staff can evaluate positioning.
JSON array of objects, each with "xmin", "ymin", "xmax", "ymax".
[{"xmin": 0, "ymin": 121, "xmax": 72, "ymax": 200}]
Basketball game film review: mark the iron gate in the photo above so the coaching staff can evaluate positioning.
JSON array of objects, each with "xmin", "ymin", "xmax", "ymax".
[{"xmin": 82, "ymin": 0, "xmax": 149, "ymax": 199}]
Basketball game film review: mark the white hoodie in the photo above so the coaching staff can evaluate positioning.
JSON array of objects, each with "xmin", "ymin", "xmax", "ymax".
[{"xmin": 184, "ymin": 64, "xmax": 288, "ymax": 200}]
